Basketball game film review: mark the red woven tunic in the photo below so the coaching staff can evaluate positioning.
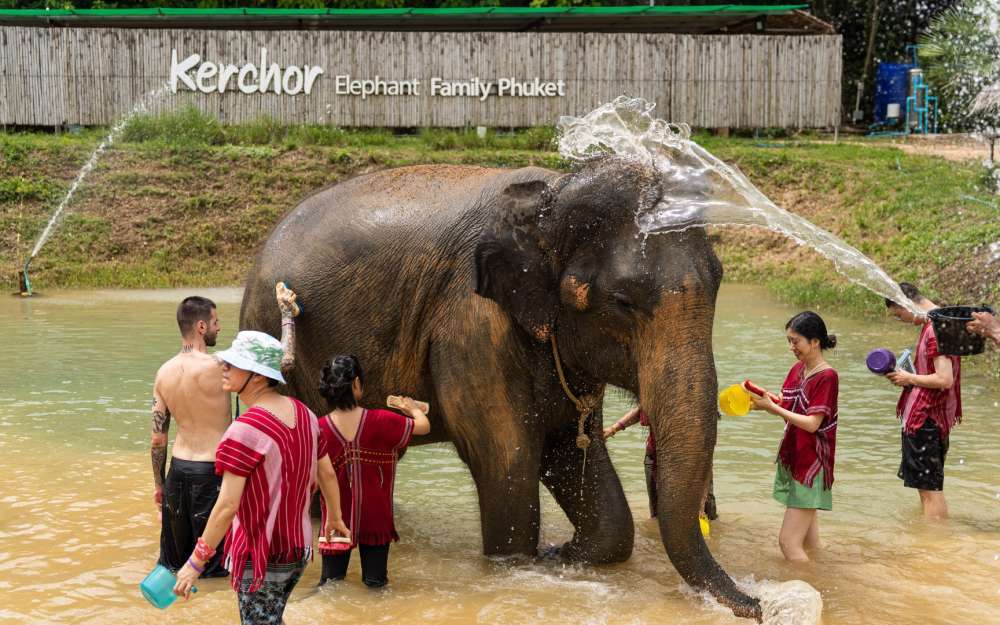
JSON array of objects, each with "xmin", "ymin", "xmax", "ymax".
[
  {"xmin": 777, "ymin": 362, "xmax": 839, "ymax": 490},
  {"xmin": 639, "ymin": 410, "xmax": 655, "ymax": 465},
  {"xmin": 318, "ymin": 409, "xmax": 413, "ymax": 546},
  {"xmin": 897, "ymin": 322, "xmax": 962, "ymax": 438},
  {"xmin": 214, "ymin": 399, "xmax": 325, "ymax": 592}
]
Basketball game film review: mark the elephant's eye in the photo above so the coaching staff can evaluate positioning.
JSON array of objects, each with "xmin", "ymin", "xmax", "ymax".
[{"xmin": 613, "ymin": 292, "xmax": 635, "ymax": 313}]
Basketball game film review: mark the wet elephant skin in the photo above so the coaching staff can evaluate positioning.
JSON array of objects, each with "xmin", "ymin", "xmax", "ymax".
[{"xmin": 240, "ymin": 157, "xmax": 761, "ymax": 620}]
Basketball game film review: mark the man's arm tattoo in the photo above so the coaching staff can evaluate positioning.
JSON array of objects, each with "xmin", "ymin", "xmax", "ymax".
[
  {"xmin": 152, "ymin": 445, "xmax": 167, "ymax": 488},
  {"xmin": 151, "ymin": 401, "xmax": 170, "ymax": 488},
  {"xmin": 152, "ymin": 407, "xmax": 171, "ymax": 434}
]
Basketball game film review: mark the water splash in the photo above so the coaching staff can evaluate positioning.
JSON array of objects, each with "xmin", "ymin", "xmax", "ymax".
[
  {"xmin": 557, "ymin": 97, "xmax": 922, "ymax": 314},
  {"xmin": 681, "ymin": 576, "xmax": 823, "ymax": 625},
  {"xmin": 28, "ymin": 84, "xmax": 169, "ymax": 260}
]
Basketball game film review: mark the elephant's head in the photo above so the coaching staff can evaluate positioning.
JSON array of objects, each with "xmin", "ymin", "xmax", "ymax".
[{"xmin": 473, "ymin": 157, "xmax": 761, "ymax": 621}]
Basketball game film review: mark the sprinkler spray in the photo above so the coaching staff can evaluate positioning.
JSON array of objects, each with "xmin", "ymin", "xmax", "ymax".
[{"xmin": 18, "ymin": 259, "xmax": 32, "ymax": 297}]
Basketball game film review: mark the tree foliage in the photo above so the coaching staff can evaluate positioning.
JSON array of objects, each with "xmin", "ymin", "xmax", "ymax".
[{"xmin": 918, "ymin": 0, "xmax": 1000, "ymax": 132}]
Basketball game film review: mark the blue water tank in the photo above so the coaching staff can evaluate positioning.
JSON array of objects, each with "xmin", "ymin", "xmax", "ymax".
[{"xmin": 874, "ymin": 63, "xmax": 913, "ymax": 124}]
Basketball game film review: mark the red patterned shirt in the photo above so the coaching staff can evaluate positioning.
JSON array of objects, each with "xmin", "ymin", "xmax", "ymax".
[
  {"xmin": 897, "ymin": 322, "xmax": 962, "ymax": 437},
  {"xmin": 777, "ymin": 361, "xmax": 839, "ymax": 490},
  {"xmin": 639, "ymin": 410, "xmax": 655, "ymax": 463},
  {"xmin": 214, "ymin": 398, "xmax": 325, "ymax": 592},
  {"xmin": 318, "ymin": 409, "xmax": 413, "ymax": 546}
]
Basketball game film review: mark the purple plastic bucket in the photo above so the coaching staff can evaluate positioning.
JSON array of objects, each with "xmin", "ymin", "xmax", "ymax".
[{"xmin": 866, "ymin": 348, "xmax": 896, "ymax": 375}]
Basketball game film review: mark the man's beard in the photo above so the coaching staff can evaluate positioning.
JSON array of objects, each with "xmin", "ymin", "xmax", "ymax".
[{"xmin": 204, "ymin": 331, "xmax": 218, "ymax": 347}]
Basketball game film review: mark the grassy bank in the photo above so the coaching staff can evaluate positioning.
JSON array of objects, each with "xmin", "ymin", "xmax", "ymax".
[{"xmin": 2, "ymin": 111, "xmax": 997, "ymax": 323}]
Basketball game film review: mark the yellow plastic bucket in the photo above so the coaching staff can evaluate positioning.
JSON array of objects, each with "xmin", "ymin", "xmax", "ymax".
[{"xmin": 718, "ymin": 384, "xmax": 752, "ymax": 417}]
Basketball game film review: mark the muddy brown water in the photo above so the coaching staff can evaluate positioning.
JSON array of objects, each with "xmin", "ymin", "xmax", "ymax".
[{"xmin": 1, "ymin": 285, "xmax": 997, "ymax": 625}]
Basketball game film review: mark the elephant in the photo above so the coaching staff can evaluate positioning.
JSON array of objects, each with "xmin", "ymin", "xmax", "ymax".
[{"xmin": 239, "ymin": 156, "xmax": 762, "ymax": 621}]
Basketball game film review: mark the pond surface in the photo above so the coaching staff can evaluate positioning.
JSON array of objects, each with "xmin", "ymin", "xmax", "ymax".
[{"xmin": 0, "ymin": 285, "xmax": 997, "ymax": 625}]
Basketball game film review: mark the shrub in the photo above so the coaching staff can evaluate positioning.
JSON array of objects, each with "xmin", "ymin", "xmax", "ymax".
[{"xmin": 121, "ymin": 106, "xmax": 224, "ymax": 145}]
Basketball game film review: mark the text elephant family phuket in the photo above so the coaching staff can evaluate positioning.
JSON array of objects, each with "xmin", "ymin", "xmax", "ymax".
[{"xmin": 169, "ymin": 48, "xmax": 567, "ymax": 99}]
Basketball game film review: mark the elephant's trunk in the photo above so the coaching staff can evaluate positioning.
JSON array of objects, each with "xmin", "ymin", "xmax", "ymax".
[{"xmin": 638, "ymin": 284, "xmax": 762, "ymax": 622}]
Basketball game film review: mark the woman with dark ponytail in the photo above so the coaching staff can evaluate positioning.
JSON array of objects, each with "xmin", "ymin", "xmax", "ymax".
[
  {"xmin": 747, "ymin": 311, "xmax": 839, "ymax": 562},
  {"xmin": 315, "ymin": 355, "xmax": 430, "ymax": 587}
]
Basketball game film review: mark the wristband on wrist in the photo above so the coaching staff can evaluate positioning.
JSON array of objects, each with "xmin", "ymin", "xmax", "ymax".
[
  {"xmin": 194, "ymin": 537, "xmax": 216, "ymax": 561},
  {"xmin": 187, "ymin": 557, "xmax": 205, "ymax": 574}
]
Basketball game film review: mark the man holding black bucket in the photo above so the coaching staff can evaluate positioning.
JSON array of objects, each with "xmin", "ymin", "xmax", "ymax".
[
  {"xmin": 966, "ymin": 311, "xmax": 1000, "ymax": 345},
  {"xmin": 884, "ymin": 283, "xmax": 961, "ymax": 520}
]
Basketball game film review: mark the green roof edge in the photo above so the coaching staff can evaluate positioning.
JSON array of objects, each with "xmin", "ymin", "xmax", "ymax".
[{"xmin": 0, "ymin": 5, "xmax": 811, "ymax": 21}]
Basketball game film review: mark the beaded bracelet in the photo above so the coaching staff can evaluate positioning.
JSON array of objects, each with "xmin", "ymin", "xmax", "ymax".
[
  {"xmin": 187, "ymin": 557, "xmax": 205, "ymax": 575},
  {"xmin": 194, "ymin": 537, "xmax": 216, "ymax": 561}
]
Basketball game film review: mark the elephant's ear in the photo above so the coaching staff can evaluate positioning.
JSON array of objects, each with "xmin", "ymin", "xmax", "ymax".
[{"xmin": 473, "ymin": 180, "xmax": 559, "ymax": 342}]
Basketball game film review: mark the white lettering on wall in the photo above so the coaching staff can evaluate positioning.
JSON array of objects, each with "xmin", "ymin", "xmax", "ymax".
[
  {"xmin": 169, "ymin": 48, "xmax": 324, "ymax": 95},
  {"xmin": 334, "ymin": 75, "xmax": 420, "ymax": 99},
  {"xmin": 169, "ymin": 49, "xmax": 567, "ymax": 100}
]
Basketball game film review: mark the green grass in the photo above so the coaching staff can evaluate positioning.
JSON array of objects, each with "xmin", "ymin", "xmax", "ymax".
[
  {"xmin": 2, "ymin": 115, "xmax": 996, "ymax": 334},
  {"xmin": 119, "ymin": 105, "xmax": 558, "ymax": 152}
]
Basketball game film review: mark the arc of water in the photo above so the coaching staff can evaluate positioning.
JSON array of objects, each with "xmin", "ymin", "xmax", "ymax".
[
  {"xmin": 557, "ymin": 97, "xmax": 922, "ymax": 314},
  {"xmin": 28, "ymin": 84, "xmax": 169, "ymax": 261}
]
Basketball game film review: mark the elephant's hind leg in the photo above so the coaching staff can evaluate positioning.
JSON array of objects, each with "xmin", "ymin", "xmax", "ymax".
[{"xmin": 540, "ymin": 409, "xmax": 634, "ymax": 564}]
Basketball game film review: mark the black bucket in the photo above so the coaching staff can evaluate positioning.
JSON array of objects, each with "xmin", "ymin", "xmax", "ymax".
[{"xmin": 927, "ymin": 305, "xmax": 994, "ymax": 356}]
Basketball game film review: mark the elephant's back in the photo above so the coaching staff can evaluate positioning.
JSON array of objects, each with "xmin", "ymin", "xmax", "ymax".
[
  {"xmin": 276, "ymin": 164, "xmax": 503, "ymax": 243},
  {"xmin": 249, "ymin": 163, "xmax": 553, "ymax": 285},
  {"xmin": 238, "ymin": 163, "xmax": 553, "ymax": 413}
]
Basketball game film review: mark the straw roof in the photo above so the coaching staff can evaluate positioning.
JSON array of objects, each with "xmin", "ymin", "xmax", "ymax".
[{"xmin": 971, "ymin": 82, "xmax": 1000, "ymax": 114}]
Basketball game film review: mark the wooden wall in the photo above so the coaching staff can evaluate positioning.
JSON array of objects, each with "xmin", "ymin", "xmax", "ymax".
[{"xmin": 0, "ymin": 27, "xmax": 842, "ymax": 128}]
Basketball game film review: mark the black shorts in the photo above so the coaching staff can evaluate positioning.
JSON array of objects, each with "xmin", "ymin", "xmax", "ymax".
[
  {"xmin": 898, "ymin": 419, "xmax": 949, "ymax": 491},
  {"xmin": 159, "ymin": 457, "xmax": 227, "ymax": 577}
]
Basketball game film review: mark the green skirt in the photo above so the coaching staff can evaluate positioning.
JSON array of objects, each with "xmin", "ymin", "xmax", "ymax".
[{"xmin": 773, "ymin": 464, "xmax": 832, "ymax": 511}]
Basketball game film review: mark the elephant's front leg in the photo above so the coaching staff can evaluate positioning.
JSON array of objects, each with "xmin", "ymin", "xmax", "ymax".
[
  {"xmin": 459, "ymin": 434, "xmax": 543, "ymax": 559},
  {"xmin": 540, "ymin": 407, "xmax": 634, "ymax": 564},
  {"xmin": 431, "ymin": 343, "xmax": 544, "ymax": 559}
]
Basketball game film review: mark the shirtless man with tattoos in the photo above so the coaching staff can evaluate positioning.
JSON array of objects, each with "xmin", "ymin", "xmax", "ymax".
[{"xmin": 151, "ymin": 296, "xmax": 231, "ymax": 577}]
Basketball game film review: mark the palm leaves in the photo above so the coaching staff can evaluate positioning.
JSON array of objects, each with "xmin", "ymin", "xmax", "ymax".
[{"xmin": 918, "ymin": 0, "xmax": 1000, "ymax": 130}]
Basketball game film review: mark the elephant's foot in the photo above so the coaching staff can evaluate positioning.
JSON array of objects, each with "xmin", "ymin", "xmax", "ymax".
[
  {"xmin": 555, "ymin": 532, "xmax": 630, "ymax": 564},
  {"xmin": 540, "ymin": 424, "xmax": 634, "ymax": 565},
  {"xmin": 534, "ymin": 539, "xmax": 615, "ymax": 564}
]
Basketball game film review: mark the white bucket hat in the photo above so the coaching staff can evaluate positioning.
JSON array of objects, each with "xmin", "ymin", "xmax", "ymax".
[{"xmin": 216, "ymin": 330, "xmax": 286, "ymax": 384}]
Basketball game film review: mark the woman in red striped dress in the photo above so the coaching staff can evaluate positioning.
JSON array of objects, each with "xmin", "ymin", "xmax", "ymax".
[
  {"xmin": 315, "ymin": 355, "xmax": 430, "ymax": 588},
  {"xmin": 748, "ymin": 312, "xmax": 839, "ymax": 563},
  {"xmin": 172, "ymin": 331, "xmax": 350, "ymax": 624}
]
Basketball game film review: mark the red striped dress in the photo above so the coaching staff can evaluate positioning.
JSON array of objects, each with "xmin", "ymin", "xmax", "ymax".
[
  {"xmin": 897, "ymin": 322, "xmax": 962, "ymax": 437},
  {"xmin": 214, "ymin": 398, "xmax": 325, "ymax": 592},
  {"xmin": 777, "ymin": 362, "xmax": 839, "ymax": 490},
  {"xmin": 317, "ymin": 409, "xmax": 413, "ymax": 546}
]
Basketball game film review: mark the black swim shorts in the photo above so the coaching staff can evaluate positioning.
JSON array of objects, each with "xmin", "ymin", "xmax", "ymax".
[
  {"xmin": 159, "ymin": 457, "xmax": 227, "ymax": 577},
  {"xmin": 898, "ymin": 419, "xmax": 949, "ymax": 491}
]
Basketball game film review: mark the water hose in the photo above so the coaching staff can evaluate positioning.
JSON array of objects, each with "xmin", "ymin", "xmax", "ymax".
[{"xmin": 19, "ymin": 258, "xmax": 32, "ymax": 297}]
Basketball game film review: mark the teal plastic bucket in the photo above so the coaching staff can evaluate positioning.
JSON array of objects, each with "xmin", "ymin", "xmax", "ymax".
[{"xmin": 140, "ymin": 564, "xmax": 195, "ymax": 609}]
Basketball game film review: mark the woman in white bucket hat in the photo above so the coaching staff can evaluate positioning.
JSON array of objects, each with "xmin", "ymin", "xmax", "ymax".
[{"xmin": 174, "ymin": 331, "xmax": 350, "ymax": 624}]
